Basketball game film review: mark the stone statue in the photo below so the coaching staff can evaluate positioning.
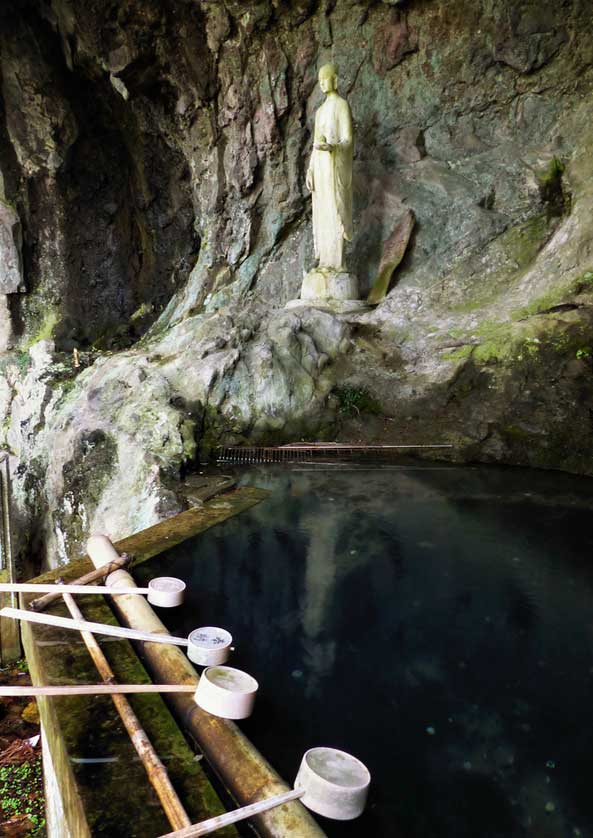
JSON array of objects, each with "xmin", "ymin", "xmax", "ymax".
[{"xmin": 301, "ymin": 64, "xmax": 359, "ymax": 304}]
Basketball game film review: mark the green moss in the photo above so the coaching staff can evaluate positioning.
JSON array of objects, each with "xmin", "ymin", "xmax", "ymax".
[
  {"xmin": 444, "ymin": 318, "xmax": 552, "ymax": 366},
  {"xmin": 503, "ymin": 213, "xmax": 551, "ymax": 269},
  {"xmin": 0, "ymin": 350, "xmax": 31, "ymax": 377},
  {"xmin": 10, "ymin": 656, "xmax": 29, "ymax": 673},
  {"xmin": 0, "ymin": 757, "xmax": 45, "ymax": 836},
  {"xmin": 443, "ymin": 319, "xmax": 517, "ymax": 364},
  {"xmin": 536, "ymin": 156, "xmax": 570, "ymax": 218},
  {"xmin": 449, "ymin": 298, "xmax": 490, "ymax": 314},
  {"xmin": 446, "ymin": 301, "xmax": 593, "ymax": 373},
  {"xmin": 450, "ymin": 214, "xmax": 554, "ymax": 315},
  {"xmin": 574, "ymin": 270, "xmax": 593, "ymax": 293},
  {"xmin": 199, "ymin": 403, "xmax": 229, "ymax": 460},
  {"xmin": 512, "ymin": 269, "xmax": 593, "ymax": 320},
  {"xmin": 53, "ymin": 376, "xmax": 79, "ymax": 401},
  {"xmin": 473, "ymin": 337, "xmax": 515, "ymax": 364},
  {"xmin": 25, "ymin": 308, "xmax": 59, "ymax": 348},
  {"xmin": 129, "ymin": 301, "xmax": 154, "ymax": 323},
  {"xmin": 502, "ymin": 425, "xmax": 539, "ymax": 443},
  {"xmin": 442, "ymin": 345, "xmax": 474, "ymax": 361},
  {"xmin": 537, "ymin": 156, "xmax": 565, "ymax": 187},
  {"xmin": 180, "ymin": 418, "xmax": 197, "ymax": 461},
  {"xmin": 333, "ymin": 386, "xmax": 383, "ymax": 417},
  {"xmin": 58, "ymin": 430, "xmax": 118, "ymax": 550}
]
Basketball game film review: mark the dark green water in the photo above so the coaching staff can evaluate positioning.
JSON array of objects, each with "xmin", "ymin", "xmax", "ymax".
[{"xmin": 136, "ymin": 463, "xmax": 593, "ymax": 838}]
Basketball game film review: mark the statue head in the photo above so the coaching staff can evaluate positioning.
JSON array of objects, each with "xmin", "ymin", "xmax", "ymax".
[{"xmin": 318, "ymin": 63, "xmax": 338, "ymax": 94}]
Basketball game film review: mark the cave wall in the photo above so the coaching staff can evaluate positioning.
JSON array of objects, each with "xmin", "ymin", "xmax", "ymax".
[
  {"xmin": 1, "ymin": 0, "xmax": 593, "ymax": 568},
  {"xmin": 0, "ymin": 0, "xmax": 198, "ymax": 350},
  {"xmin": 4, "ymin": 0, "xmax": 591, "ymax": 342}
]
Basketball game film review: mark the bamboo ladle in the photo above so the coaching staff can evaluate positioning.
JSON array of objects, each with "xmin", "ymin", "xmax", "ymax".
[
  {"xmin": 158, "ymin": 746, "xmax": 371, "ymax": 836},
  {"xmin": 0, "ymin": 664, "xmax": 259, "ymax": 720},
  {"xmin": 0, "ymin": 607, "xmax": 233, "ymax": 666}
]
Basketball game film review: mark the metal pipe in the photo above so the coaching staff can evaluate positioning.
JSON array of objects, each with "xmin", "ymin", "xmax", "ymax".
[{"xmin": 86, "ymin": 536, "xmax": 326, "ymax": 838}]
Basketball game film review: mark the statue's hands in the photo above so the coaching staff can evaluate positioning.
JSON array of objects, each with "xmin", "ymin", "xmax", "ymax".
[
  {"xmin": 306, "ymin": 169, "xmax": 314, "ymax": 191},
  {"xmin": 314, "ymin": 141, "xmax": 333, "ymax": 152}
]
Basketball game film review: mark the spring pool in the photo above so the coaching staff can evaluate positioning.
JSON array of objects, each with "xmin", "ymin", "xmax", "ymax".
[{"xmin": 135, "ymin": 462, "xmax": 593, "ymax": 837}]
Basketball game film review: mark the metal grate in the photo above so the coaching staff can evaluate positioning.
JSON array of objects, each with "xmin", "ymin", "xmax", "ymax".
[{"xmin": 217, "ymin": 442, "xmax": 453, "ymax": 464}]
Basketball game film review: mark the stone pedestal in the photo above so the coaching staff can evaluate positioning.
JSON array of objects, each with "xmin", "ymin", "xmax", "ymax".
[
  {"xmin": 285, "ymin": 297, "xmax": 369, "ymax": 314},
  {"xmin": 300, "ymin": 267, "xmax": 358, "ymax": 301},
  {"xmin": 286, "ymin": 267, "xmax": 369, "ymax": 314}
]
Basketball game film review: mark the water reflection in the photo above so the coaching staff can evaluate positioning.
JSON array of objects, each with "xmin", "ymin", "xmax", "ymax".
[
  {"xmin": 136, "ymin": 463, "xmax": 593, "ymax": 838},
  {"xmin": 301, "ymin": 512, "xmax": 339, "ymax": 698}
]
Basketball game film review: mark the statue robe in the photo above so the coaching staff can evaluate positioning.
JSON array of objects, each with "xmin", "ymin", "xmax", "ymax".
[{"xmin": 308, "ymin": 95, "xmax": 353, "ymax": 271}]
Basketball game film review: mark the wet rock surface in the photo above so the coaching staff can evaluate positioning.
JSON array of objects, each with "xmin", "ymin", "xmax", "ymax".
[
  {"xmin": 0, "ymin": 200, "xmax": 22, "ymax": 296},
  {"xmin": 0, "ymin": 0, "xmax": 592, "ymax": 566}
]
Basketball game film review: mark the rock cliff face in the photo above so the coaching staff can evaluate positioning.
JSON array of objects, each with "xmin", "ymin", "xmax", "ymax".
[{"xmin": 1, "ymin": 0, "xmax": 593, "ymax": 568}]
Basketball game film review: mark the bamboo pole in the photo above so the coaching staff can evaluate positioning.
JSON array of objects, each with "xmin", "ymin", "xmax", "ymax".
[
  {"xmin": 0, "ymin": 607, "xmax": 190, "ymax": 647},
  {"xmin": 29, "ymin": 554, "xmax": 132, "ymax": 611},
  {"xmin": 61, "ymin": 590, "xmax": 192, "ymax": 831},
  {"xmin": 0, "ymin": 454, "xmax": 21, "ymax": 663},
  {"xmin": 86, "ymin": 535, "xmax": 326, "ymax": 838},
  {"xmin": 0, "ymin": 684, "xmax": 198, "ymax": 696}
]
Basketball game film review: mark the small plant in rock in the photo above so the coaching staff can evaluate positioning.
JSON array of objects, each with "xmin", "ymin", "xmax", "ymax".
[
  {"xmin": 0, "ymin": 756, "xmax": 45, "ymax": 836},
  {"xmin": 334, "ymin": 387, "xmax": 382, "ymax": 417}
]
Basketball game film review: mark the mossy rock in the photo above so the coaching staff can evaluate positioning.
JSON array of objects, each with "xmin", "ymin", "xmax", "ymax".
[{"xmin": 512, "ymin": 269, "xmax": 593, "ymax": 320}]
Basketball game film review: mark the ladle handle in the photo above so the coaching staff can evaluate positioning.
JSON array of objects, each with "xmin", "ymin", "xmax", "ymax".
[
  {"xmin": 0, "ymin": 606, "xmax": 189, "ymax": 647},
  {"xmin": 158, "ymin": 788, "xmax": 304, "ymax": 837},
  {"xmin": 0, "ymin": 583, "xmax": 150, "ymax": 596},
  {"xmin": 0, "ymin": 684, "xmax": 198, "ymax": 697}
]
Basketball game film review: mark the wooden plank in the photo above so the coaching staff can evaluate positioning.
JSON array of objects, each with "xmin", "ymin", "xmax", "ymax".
[
  {"xmin": 116, "ymin": 487, "xmax": 269, "ymax": 563},
  {"xmin": 27, "ymin": 487, "xmax": 269, "ymax": 587}
]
